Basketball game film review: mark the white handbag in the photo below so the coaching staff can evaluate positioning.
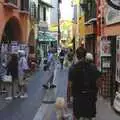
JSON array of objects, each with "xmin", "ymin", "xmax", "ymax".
[{"xmin": 2, "ymin": 75, "xmax": 12, "ymax": 82}]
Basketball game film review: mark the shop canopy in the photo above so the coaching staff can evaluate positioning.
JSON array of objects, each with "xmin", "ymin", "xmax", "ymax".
[{"xmin": 37, "ymin": 31, "xmax": 56, "ymax": 42}]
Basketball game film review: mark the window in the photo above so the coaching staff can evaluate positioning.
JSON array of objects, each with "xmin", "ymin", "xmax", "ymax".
[
  {"xmin": 43, "ymin": 7, "xmax": 46, "ymax": 21},
  {"xmin": 30, "ymin": 2, "xmax": 37, "ymax": 18},
  {"xmin": 5, "ymin": 0, "xmax": 17, "ymax": 5},
  {"xmin": 20, "ymin": 0, "xmax": 29, "ymax": 11},
  {"xmin": 40, "ymin": 6, "xmax": 43, "ymax": 20}
]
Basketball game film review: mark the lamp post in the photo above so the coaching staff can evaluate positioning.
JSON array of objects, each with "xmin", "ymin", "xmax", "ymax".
[{"xmin": 58, "ymin": 0, "xmax": 61, "ymax": 45}]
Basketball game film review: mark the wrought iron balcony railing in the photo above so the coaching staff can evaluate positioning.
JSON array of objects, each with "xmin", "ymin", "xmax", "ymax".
[{"xmin": 5, "ymin": 0, "xmax": 17, "ymax": 5}]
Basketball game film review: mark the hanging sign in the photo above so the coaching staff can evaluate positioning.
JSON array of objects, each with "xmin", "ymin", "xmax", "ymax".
[{"xmin": 116, "ymin": 36, "xmax": 120, "ymax": 83}]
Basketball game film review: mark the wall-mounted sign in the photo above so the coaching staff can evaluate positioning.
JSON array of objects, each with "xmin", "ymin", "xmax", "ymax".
[
  {"xmin": 39, "ymin": 22, "xmax": 48, "ymax": 31},
  {"xmin": 100, "ymin": 37, "xmax": 111, "ymax": 56},
  {"xmin": 116, "ymin": 36, "xmax": 120, "ymax": 83},
  {"xmin": 105, "ymin": 4, "xmax": 120, "ymax": 25}
]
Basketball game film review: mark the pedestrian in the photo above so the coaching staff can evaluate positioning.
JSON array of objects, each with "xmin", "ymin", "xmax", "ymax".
[
  {"xmin": 43, "ymin": 50, "xmax": 56, "ymax": 89},
  {"xmin": 59, "ymin": 49, "xmax": 65, "ymax": 69},
  {"xmin": 66, "ymin": 48, "xmax": 74, "ymax": 68},
  {"xmin": 18, "ymin": 50, "xmax": 29, "ymax": 98},
  {"xmin": 67, "ymin": 47, "xmax": 102, "ymax": 120},
  {"xmin": 6, "ymin": 53, "xmax": 19, "ymax": 99}
]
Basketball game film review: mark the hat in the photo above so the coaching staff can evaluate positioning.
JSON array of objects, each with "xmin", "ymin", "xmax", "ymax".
[{"xmin": 85, "ymin": 53, "xmax": 93, "ymax": 61}]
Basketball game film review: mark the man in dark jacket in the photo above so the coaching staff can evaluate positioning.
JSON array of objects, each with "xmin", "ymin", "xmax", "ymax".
[{"xmin": 67, "ymin": 47, "xmax": 101, "ymax": 120}]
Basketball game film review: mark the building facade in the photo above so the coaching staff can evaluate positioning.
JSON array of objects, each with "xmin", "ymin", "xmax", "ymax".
[
  {"xmin": 96, "ymin": 0, "xmax": 120, "ymax": 105},
  {"xmin": 0, "ymin": 0, "xmax": 30, "ymax": 68},
  {"xmin": 37, "ymin": 0, "xmax": 56, "ymax": 57},
  {"xmin": 50, "ymin": 0, "xmax": 58, "ymax": 25},
  {"xmin": 0, "ymin": 0, "xmax": 29, "ymax": 43}
]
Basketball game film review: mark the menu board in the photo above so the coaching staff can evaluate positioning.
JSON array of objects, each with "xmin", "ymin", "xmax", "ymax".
[{"xmin": 116, "ymin": 36, "xmax": 120, "ymax": 83}]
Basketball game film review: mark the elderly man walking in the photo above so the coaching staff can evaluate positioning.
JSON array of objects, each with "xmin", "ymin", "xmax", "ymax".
[{"xmin": 67, "ymin": 47, "xmax": 101, "ymax": 120}]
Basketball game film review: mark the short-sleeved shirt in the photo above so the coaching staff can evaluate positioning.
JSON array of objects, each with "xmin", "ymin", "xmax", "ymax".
[{"xmin": 68, "ymin": 60, "xmax": 101, "ymax": 97}]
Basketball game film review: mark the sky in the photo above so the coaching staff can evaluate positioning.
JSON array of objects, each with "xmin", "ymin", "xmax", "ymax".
[{"xmin": 60, "ymin": 0, "xmax": 73, "ymax": 20}]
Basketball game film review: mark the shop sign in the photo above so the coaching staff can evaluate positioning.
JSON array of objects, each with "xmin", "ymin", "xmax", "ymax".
[
  {"xmin": 116, "ymin": 36, "xmax": 120, "ymax": 83},
  {"xmin": 100, "ymin": 37, "xmax": 111, "ymax": 56},
  {"xmin": 105, "ymin": 4, "xmax": 120, "ymax": 25},
  {"xmin": 39, "ymin": 22, "xmax": 48, "ymax": 31}
]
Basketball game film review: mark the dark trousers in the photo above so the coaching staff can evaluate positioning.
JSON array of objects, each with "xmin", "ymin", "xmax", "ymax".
[{"xmin": 73, "ymin": 93, "xmax": 97, "ymax": 119}]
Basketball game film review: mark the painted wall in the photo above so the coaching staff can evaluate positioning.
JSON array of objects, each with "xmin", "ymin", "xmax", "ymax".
[{"xmin": 0, "ymin": 0, "xmax": 29, "ymax": 43}]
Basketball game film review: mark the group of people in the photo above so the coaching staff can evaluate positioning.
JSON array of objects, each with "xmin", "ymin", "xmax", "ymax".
[
  {"xmin": 67, "ymin": 47, "xmax": 102, "ymax": 120},
  {"xmin": 5, "ymin": 50, "xmax": 29, "ymax": 100},
  {"xmin": 43, "ymin": 47, "xmax": 101, "ymax": 119}
]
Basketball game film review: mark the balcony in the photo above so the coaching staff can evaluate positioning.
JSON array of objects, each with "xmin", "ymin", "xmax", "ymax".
[
  {"xmin": 20, "ymin": 0, "xmax": 29, "ymax": 15},
  {"xmin": 4, "ymin": 0, "xmax": 18, "ymax": 9}
]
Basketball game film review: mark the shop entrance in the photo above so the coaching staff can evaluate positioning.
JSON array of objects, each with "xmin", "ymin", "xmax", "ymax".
[
  {"xmin": 0, "ymin": 17, "xmax": 22, "ymax": 66},
  {"xmin": 2, "ymin": 17, "xmax": 22, "ymax": 43},
  {"xmin": 100, "ymin": 36, "xmax": 116, "ymax": 106}
]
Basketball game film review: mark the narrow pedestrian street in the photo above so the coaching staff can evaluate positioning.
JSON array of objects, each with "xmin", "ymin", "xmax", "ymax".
[{"xmin": 0, "ymin": 64, "xmax": 120, "ymax": 120}]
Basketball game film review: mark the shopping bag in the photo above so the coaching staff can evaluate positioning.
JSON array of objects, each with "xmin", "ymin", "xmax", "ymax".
[{"xmin": 2, "ymin": 75, "xmax": 12, "ymax": 82}]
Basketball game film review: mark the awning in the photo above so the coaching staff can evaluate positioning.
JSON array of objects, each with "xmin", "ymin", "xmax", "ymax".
[{"xmin": 37, "ymin": 31, "xmax": 56, "ymax": 42}]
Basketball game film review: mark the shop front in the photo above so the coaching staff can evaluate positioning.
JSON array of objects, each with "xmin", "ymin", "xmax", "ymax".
[
  {"xmin": 37, "ymin": 31, "xmax": 57, "ymax": 58},
  {"xmin": 101, "ymin": 2, "xmax": 120, "ymax": 107},
  {"xmin": 99, "ymin": 36, "xmax": 116, "ymax": 105}
]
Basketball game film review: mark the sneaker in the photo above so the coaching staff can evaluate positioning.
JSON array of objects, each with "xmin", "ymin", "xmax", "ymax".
[
  {"xmin": 50, "ymin": 84, "xmax": 56, "ymax": 88},
  {"xmin": 5, "ymin": 97, "xmax": 13, "ymax": 100},
  {"xmin": 20, "ymin": 93, "xmax": 28, "ymax": 99},
  {"xmin": 43, "ymin": 85, "xmax": 49, "ymax": 89}
]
